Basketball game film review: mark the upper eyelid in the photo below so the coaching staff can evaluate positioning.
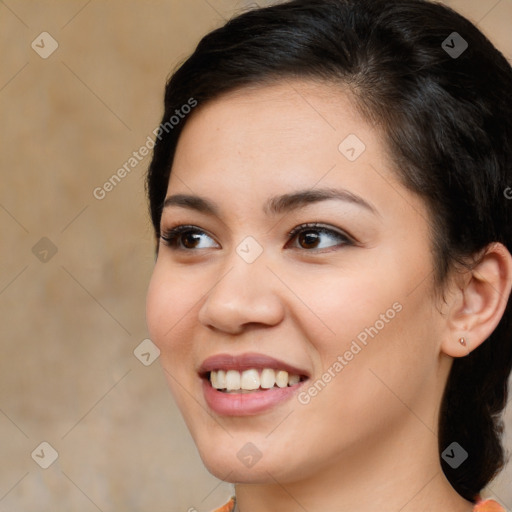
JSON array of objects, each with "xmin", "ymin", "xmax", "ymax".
[{"xmin": 287, "ymin": 223, "xmax": 355, "ymax": 241}]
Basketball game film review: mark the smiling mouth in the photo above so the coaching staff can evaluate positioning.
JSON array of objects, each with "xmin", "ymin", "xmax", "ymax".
[{"xmin": 204, "ymin": 368, "xmax": 308, "ymax": 393}]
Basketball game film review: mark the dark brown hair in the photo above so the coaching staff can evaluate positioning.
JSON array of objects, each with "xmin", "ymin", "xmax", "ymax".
[{"xmin": 146, "ymin": 0, "xmax": 512, "ymax": 501}]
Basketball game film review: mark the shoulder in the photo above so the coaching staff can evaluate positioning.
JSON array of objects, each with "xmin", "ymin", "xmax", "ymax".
[
  {"xmin": 474, "ymin": 499, "xmax": 507, "ymax": 512},
  {"xmin": 212, "ymin": 496, "xmax": 236, "ymax": 512}
]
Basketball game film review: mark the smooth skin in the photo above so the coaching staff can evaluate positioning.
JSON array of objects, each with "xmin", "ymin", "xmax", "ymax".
[{"xmin": 146, "ymin": 80, "xmax": 512, "ymax": 512}]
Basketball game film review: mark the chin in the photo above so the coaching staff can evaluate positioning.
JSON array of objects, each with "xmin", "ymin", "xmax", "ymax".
[
  {"xmin": 200, "ymin": 453, "xmax": 271, "ymax": 483},
  {"xmin": 194, "ymin": 438, "xmax": 279, "ymax": 483}
]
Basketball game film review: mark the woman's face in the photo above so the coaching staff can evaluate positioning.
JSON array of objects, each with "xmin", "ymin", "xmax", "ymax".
[{"xmin": 146, "ymin": 81, "xmax": 451, "ymax": 483}]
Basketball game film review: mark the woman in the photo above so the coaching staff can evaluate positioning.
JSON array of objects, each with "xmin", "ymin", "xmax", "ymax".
[{"xmin": 145, "ymin": 0, "xmax": 512, "ymax": 510}]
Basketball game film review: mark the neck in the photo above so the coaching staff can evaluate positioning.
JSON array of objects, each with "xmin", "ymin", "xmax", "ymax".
[{"xmin": 233, "ymin": 417, "xmax": 474, "ymax": 512}]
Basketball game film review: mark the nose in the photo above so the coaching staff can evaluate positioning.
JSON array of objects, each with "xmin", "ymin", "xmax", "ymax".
[{"xmin": 197, "ymin": 255, "xmax": 285, "ymax": 335}]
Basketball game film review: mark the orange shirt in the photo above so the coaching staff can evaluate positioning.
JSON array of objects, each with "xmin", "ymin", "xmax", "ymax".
[
  {"xmin": 212, "ymin": 496, "xmax": 507, "ymax": 512},
  {"xmin": 212, "ymin": 496, "xmax": 236, "ymax": 512}
]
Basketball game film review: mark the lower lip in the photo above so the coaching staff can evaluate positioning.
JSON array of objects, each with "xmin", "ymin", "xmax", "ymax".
[{"xmin": 202, "ymin": 378, "xmax": 306, "ymax": 416}]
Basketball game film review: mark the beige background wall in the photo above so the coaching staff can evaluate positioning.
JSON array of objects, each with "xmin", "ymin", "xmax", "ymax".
[{"xmin": 1, "ymin": 0, "xmax": 511, "ymax": 510}]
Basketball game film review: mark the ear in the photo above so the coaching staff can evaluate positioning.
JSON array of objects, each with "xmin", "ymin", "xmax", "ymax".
[{"xmin": 441, "ymin": 242, "xmax": 512, "ymax": 358}]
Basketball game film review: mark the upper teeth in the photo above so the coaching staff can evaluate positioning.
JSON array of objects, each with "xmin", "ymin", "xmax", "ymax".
[{"xmin": 210, "ymin": 369, "xmax": 301, "ymax": 391}]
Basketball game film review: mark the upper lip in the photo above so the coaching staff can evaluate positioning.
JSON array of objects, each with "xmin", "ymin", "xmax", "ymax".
[{"xmin": 198, "ymin": 352, "xmax": 310, "ymax": 378}]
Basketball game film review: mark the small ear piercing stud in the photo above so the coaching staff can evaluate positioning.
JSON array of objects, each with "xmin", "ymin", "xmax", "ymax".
[{"xmin": 459, "ymin": 337, "xmax": 467, "ymax": 346}]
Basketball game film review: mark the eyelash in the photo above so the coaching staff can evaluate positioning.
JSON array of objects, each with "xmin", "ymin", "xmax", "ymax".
[{"xmin": 159, "ymin": 223, "xmax": 355, "ymax": 252}]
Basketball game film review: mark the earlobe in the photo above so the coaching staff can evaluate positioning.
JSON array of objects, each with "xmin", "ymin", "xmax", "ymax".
[{"xmin": 441, "ymin": 242, "xmax": 512, "ymax": 358}]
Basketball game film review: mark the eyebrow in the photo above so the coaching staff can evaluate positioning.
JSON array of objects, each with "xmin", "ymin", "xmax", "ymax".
[{"xmin": 162, "ymin": 187, "xmax": 377, "ymax": 217}]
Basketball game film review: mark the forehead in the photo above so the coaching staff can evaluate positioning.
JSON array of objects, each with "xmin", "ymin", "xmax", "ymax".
[
  {"xmin": 170, "ymin": 81, "xmax": 381, "ymax": 183},
  {"xmin": 165, "ymin": 80, "xmax": 428, "ymax": 228},
  {"xmin": 175, "ymin": 80, "xmax": 365, "ymax": 156}
]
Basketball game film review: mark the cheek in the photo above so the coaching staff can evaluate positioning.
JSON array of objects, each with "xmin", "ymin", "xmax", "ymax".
[
  {"xmin": 290, "ymin": 265, "xmax": 437, "ymax": 394},
  {"xmin": 146, "ymin": 262, "xmax": 196, "ymax": 354},
  {"xmin": 146, "ymin": 265, "xmax": 201, "ymax": 412},
  {"xmin": 145, "ymin": 266, "xmax": 169, "ymax": 347},
  {"xmin": 280, "ymin": 266, "xmax": 403, "ymax": 352}
]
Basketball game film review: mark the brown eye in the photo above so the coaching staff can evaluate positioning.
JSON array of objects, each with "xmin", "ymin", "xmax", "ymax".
[
  {"xmin": 288, "ymin": 223, "xmax": 353, "ymax": 251},
  {"xmin": 182, "ymin": 232, "xmax": 202, "ymax": 249},
  {"xmin": 297, "ymin": 231, "xmax": 322, "ymax": 249},
  {"xmin": 160, "ymin": 226, "xmax": 219, "ymax": 250}
]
